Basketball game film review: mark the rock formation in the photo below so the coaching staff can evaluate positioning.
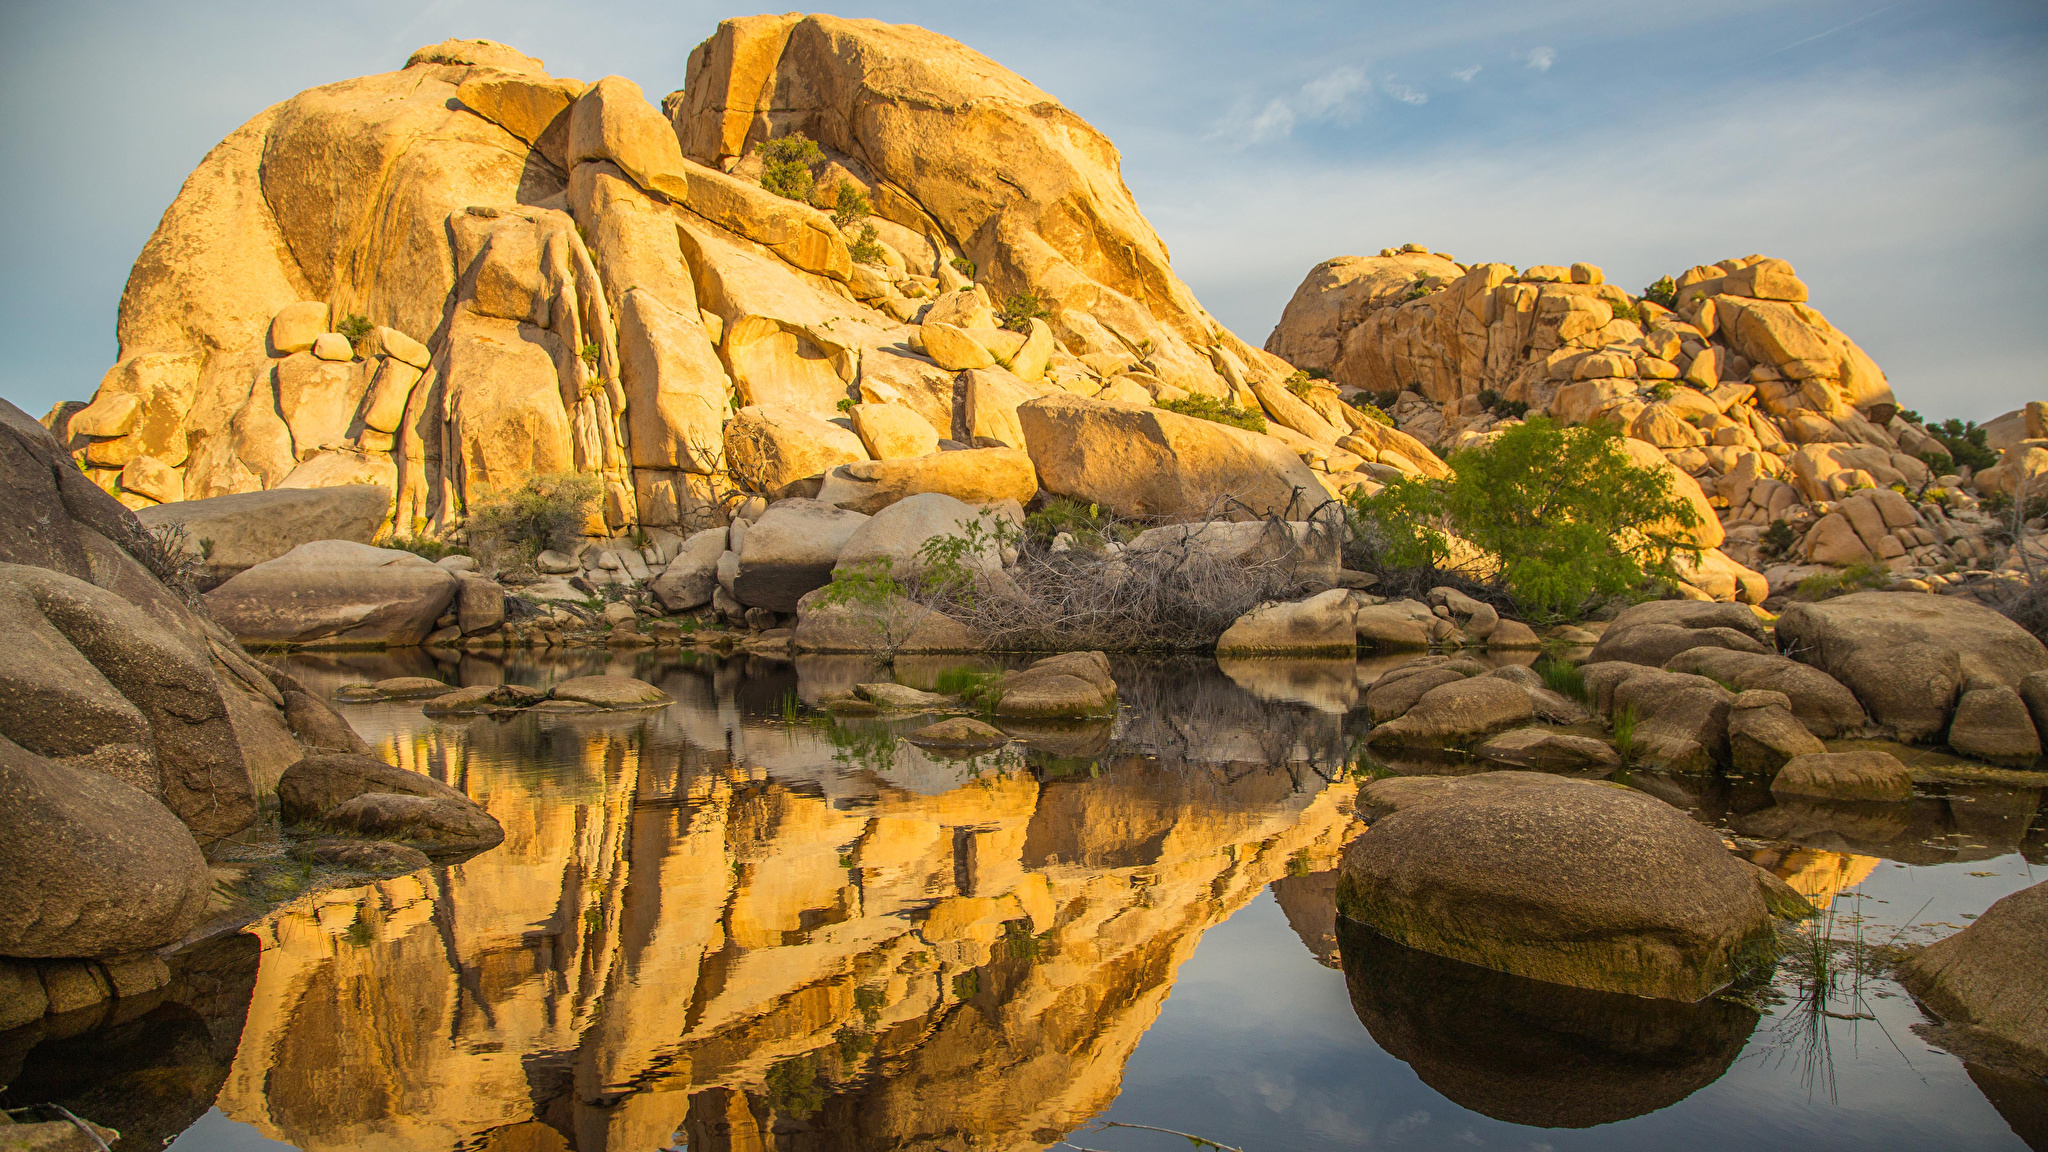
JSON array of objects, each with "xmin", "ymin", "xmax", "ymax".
[
  {"xmin": 1268, "ymin": 246, "xmax": 2045, "ymax": 595},
  {"xmin": 0, "ymin": 399, "xmax": 350, "ymax": 1027},
  {"xmin": 53, "ymin": 19, "xmax": 1440, "ymax": 554}
]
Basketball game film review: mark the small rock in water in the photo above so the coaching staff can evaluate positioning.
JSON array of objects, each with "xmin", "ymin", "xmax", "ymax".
[
  {"xmin": 1472, "ymin": 727, "xmax": 1620, "ymax": 771},
  {"xmin": 1769, "ymin": 750, "xmax": 1912, "ymax": 802},
  {"xmin": 856, "ymin": 682, "xmax": 955, "ymax": 711},
  {"xmin": 907, "ymin": 717, "xmax": 1009, "ymax": 747},
  {"xmin": 992, "ymin": 651, "xmax": 1117, "ymax": 719},
  {"xmin": 338, "ymin": 676, "xmax": 453, "ymax": 701},
  {"xmin": 548, "ymin": 675, "xmax": 671, "ymax": 709},
  {"xmin": 307, "ymin": 838, "xmax": 433, "ymax": 873}
]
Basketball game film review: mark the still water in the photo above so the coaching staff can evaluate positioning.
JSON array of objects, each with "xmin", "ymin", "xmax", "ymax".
[{"xmin": 3, "ymin": 650, "xmax": 2042, "ymax": 1150}]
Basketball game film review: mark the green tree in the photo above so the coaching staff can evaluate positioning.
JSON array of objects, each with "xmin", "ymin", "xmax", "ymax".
[
  {"xmin": 755, "ymin": 133, "xmax": 823, "ymax": 202},
  {"xmin": 1347, "ymin": 417, "xmax": 1704, "ymax": 618}
]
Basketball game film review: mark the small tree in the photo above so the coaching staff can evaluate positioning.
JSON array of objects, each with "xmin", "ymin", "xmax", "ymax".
[
  {"xmin": 464, "ymin": 472, "xmax": 599, "ymax": 569},
  {"xmin": 997, "ymin": 292, "xmax": 1052, "ymax": 334},
  {"xmin": 830, "ymin": 181, "xmax": 871, "ymax": 227},
  {"xmin": 1347, "ymin": 416, "xmax": 1705, "ymax": 619},
  {"xmin": 755, "ymin": 133, "xmax": 823, "ymax": 202}
]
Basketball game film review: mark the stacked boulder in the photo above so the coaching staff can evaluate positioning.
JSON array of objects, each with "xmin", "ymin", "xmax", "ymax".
[
  {"xmin": 51, "ymin": 18, "xmax": 1453, "ymax": 557},
  {"xmin": 1268, "ymin": 246, "xmax": 2044, "ymax": 598}
]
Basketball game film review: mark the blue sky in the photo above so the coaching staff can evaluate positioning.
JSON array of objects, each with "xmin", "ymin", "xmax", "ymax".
[{"xmin": 2, "ymin": 1, "xmax": 2042, "ymax": 421}]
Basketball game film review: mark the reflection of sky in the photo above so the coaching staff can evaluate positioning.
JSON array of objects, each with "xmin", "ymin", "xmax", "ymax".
[{"xmin": 1092, "ymin": 884, "xmax": 2033, "ymax": 1152}]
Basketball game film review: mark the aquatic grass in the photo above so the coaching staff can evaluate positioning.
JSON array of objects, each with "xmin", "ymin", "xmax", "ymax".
[
  {"xmin": 1610, "ymin": 704, "xmax": 1638, "ymax": 760},
  {"xmin": 778, "ymin": 689, "xmax": 803, "ymax": 722},
  {"xmin": 1538, "ymin": 657, "xmax": 1589, "ymax": 703}
]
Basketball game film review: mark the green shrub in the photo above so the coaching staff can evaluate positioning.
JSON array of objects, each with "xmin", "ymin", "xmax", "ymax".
[
  {"xmin": 1402, "ymin": 279, "xmax": 1431, "ymax": 302},
  {"xmin": 1643, "ymin": 276, "xmax": 1679, "ymax": 309},
  {"xmin": 1759, "ymin": 518, "xmax": 1798, "ymax": 558},
  {"xmin": 997, "ymin": 291, "xmax": 1052, "ymax": 334},
  {"xmin": 1346, "ymin": 416, "xmax": 1705, "ymax": 619},
  {"xmin": 1349, "ymin": 400, "xmax": 1395, "ymax": 427},
  {"xmin": 848, "ymin": 223, "xmax": 885, "ymax": 266},
  {"xmin": 1916, "ymin": 449, "xmax": 1955, "ymax": 476},
  {"xmin": 578, "ymin": 342, "xmax": 600, "ymax": 366},
  {"xmin": 1283, "ymin": 369, "xmax": 1316, "ymax": 398},
  {"xmin": 1794, "ymin": 560, "xmax": 1891, "ymax": 601},
  {"xmin": 1476, "ymin": 388, "xmax": 1529, "ymax": 420},
  {"xmin": 755, "ymin": 133, "xmax": 822, "ymax": 201},
  {"xmin": 464, "ymin": 472, "xmax": 598, "ymax": 563},
  {"xmin": 1929, "ymin": 418, "xmax": 2000, "ymax": 472},
  {"xmin": 1025, "ymin": 497, "xmax": 1115, "ymax": 546},
  {"xmin": 950, "ymin": 256, "xmax": 977, "ymax": 280},
  {"xmin": 386, "ymin": 535, "xmax": 466, "ymax": 562},
  {"xmin": 1158, "ymin": 394, "xmax": 1265, "ymax": 434},
  {"xmin": 1304, "ymin": 366, "xmax": 1331, "ymax": 380},
  {"xmin": 830, "ymin": 181, "xmax": 871, "ymax": 227},
  {"xmin": 335, "ymin": 313, "xmax": 373, "ymax": 347},
  {"xmin": 1650, "ymin": 379, "xmax": 1677, "ymax": 402}
]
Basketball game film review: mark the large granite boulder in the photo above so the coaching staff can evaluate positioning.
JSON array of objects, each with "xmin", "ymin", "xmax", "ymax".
[
  {"xmin": 732, "ymin": 498, "xmax": 869, "ymax": 612},
  {"xmin": 132, "ymin": 484, "xmax": 391, "ymax": 589},
  {"xmin": 1777, "ymin": 592, "xmax": 2048, "ymax": 743},
  {"xmin": 204, "ymin": 540, "xmax": 459, "ymax": 648},
  {"xmin": 1017, "ymin": 394, "xmax": 1327, "ymax": 521},
  {"xmin": 1770, "ymin": 750, "xmax": 1913, "ymax": 802},
  {"xmin": 277, "ymin": 752, "xmax": 503, "ymax": 856},
  {"xmin": 833, "ymin": 492, "xmax": 1013, "ymax": 580},
  {"xmin": 1663, "ymin": 647, "xmax": 1867, "ymax": 737},
  {"xmin": 0, "ymin": 734, "xmax": 211, "ymax": 958},
  {"xmin": 1587, "ymin": 600, "xmax": 1773, "ymax": 667},
  {"xmin": 1899, "ymin": 879, "xmax": 2048, "ymax": 1077},
  {"xmin": 1215, "ymin": 589, "xmax": 1359, "ymax": 655},
  {"xmin": 992, "ymin": 651, "xmax": 1117, "ymax": 719},
  {"xmin": 815, "ymin": 448, "xmax": 1039, "ymax": 516},
  {"xmin": 0, "ymin": 563, "xmax": 256, "ymax": 837},
  {"xmin": 1338, "ymin": 772, "xmax": 1775, "ymax": 1001},
  {"xmin": 649, "ymin": 526, "xmax": 728, "ymax": 612},
  {"xmin": 1365, "ymin": 676, "xmax": 1533, "ymax": 748}
]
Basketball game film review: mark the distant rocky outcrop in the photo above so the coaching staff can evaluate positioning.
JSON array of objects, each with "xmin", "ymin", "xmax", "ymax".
[{"xmin": 1268, "ymin": 245, "xmax": 2043, "ymax": 597}]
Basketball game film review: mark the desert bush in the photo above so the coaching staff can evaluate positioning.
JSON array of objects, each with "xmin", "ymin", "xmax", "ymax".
[
  {"xmin": 1283, "ymin": 369, "xmax": 1316, "ymax": 398},
  {"xmin": 135, "ymin": 522, "xmax": 205, "ymax": 604},
  {"xmin": 1642, "ymin": 276, "xmax": 1679, "ymax": 309},
  {"xmin": 1024, "ymin": 497, "xmax": 1116, "ymax": 547},
  {"xmin": 830, "ymin": 181, "xmax": 871, "ymax": 227},
  {"xmin": 386, "ymin": 535, "xmax": 466, "ymax": 562},
  {"xmin": 997, "ymin": 291, "xmax": 1052, "ymax": 334},
  {"xmin": 755, "ymin": 133, "xmax": 822, "ymax": 201},
  {"xmin": 1759, "ymin": 518, "xmax": 1799, "ymax": 558},
  {"xmin": 950, "ymin": 256, "xmax": 976, "ymax": 280},
  {"xmin": 1346, "ymin": 416, "xmax": 1704, "ymax": 620},
  {"xmin": 927, "ymin": 502, "xmax": 1341, "ymax": 651},
  {"xmin": 1476, "ymin": 388, "xmax": 1529, "ymax": 420},
  {"xmin": 1348, "ymin": 401, "xmax": 1395, "ymax": 426},
  {"xmin": 1157, "ymin": 394, "xmax": 1266, "ymax": 434},
  {"xmin": 1650, "ymin": 379, "xmax": 1677, "ymax": 401},
  {"xmin": 1609, "ymin": 300, "xmax": 1644, "ymax": 324},
  {"xmin": 1929, "ymin": 418, "xmax": 2000, "ymax": 472},
  {"xmin": 1793, "ymin": 560, "xmax": 1891, "ymax": 601},
  {"xmin": 464, "ymin": 472, "xmax": 598, "ymax": 567},
  {"xmin": 335, "ymin": 313, "xmax": 373, "ymax": 347},
  {"xmin": 847, "ymin": 223, "xmax": 885, "ymax": 266}
]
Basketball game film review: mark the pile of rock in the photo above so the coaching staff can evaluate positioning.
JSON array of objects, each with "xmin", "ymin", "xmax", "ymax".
[
  {"xmin": 49, "ymin": 17, "xmax": 1463, "ymax": 588},
  {"xmin": 1268, "ymin": 246, "xmax": 2046, "ymax": 600},
  {"xmin": 338, "ymin": 673, "xmax": 671, "ymax": 714}
]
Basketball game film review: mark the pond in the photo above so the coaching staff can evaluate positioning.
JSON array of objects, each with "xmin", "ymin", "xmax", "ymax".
[{"xmin": 2, "ymin": 650, "xmax": 2042, "ymax": 1151}]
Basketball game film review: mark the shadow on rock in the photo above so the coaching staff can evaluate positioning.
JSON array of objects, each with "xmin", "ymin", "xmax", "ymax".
[{"xmin": 1336, "ymin": 918, "xmax": 1758, "ymax": 1128}]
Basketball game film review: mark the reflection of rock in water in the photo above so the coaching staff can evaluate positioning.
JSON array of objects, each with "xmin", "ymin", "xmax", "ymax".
[
  {"xmin": 1272, "ymin": 870, "xmax": 1345, "ymax": 968},
  {"xmin": 0, "ymin": 933, "xmax": 261, "ymax": 1148},
  {"xmin": 1963, "ymin": 1061, "xmax": 2048, "ymax": 1152},
  {"xmin": 1745, "ymin": 846, "xmax": 1881, "ymax": 906},
  {"xmin": 1335, "ymin": 919, "xmax": 1758, "ymax": 1128},
  {"xmin": 201, "ymin": 654, "xmax": 1362, "ymax": 1152}
]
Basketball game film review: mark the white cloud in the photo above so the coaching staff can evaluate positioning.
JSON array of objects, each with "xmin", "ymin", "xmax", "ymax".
[
  {"xmin": 1210, "ymin": 65, "xmax": 1383, "ymax": 143},
  {"xmin": 1382, "ymin": 79, "xmax": 1427, "ymax": 105},
  {"xmin": 1521, "ymin": 45, "xmax": 1557, "ymax": 71},
  {"xmin": 1450, "ymin": 65, "xmax": 1482, "ymax": 82}
]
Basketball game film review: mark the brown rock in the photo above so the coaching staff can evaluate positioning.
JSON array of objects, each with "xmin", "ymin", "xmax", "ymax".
[
  {"xmin": 1899, "ymin": 879, "xmax": 2048, "ymax": 1077},
  {"xmin": 1949, "ymin": 685, "xmax": 2042, "ymax": 767},
  {"xmin": 1726, "ymin": 689, "xmax": 1825, "ymax": 775},
  {"xmin": 1366, "ymin": 677, "xmax": 1534, "ymax": 747},
  {"xmin": 994, "ymin": 651, "xmax": 1117, "ymax": 719},
  {"xmin": 1769, "ymin": 750, "xmax": 1913, "ymax": 802}
]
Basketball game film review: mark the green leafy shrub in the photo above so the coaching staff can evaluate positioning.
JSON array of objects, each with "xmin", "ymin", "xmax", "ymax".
[
  {"xmin": 1650, "ymin": 379, "xmax": 1677, "ymax": 401},
  {"xmin": 1348, "ymin": 400, "xmax": 1395, "ymax": 427},
  {"xmin": 578, "ymin": 342, "xmax": 600, "ymax": 366},
  {"xmin": 830, "ymin": 181, "xmax": 871, "ymax": 227},
  {"xmin": 1759, "ymin": 518, "xmax": 1799, "ymax": 558},
  {"xmin": 1158, "ymin": 394, "xmax": 1266, "ymax": 434},
  {"xmin": 1794, "ymin": 560, "xmax": 1892, "ymax": 601},
  {"xmin": 755, "ymin": 133, "xmax": 822, "ymax": 201},
  {"xmin": 848, "ymin": 223, "xmax": 885, "ymax": 266},
  {"xmin": 1643, "ymin": 276, "xmax": 1679, "ymax": 309},
  {"xmin": 335, "ymin": 314, "xmax": 373, "ymax": 349},
  {"xmin": 1930, "ymin": 419, "xmax": 2000, "ymax": 472},
  {"xmin": 1916, "ymin": 449, "xmax": 1955, "ymax": 476},
  {"xmin": 950, "ymin": 256, "xmax": 977, "ymax": 280},
  {"xmin": 997, "ymin": 291, "xmax": 1052, "ymax": 334},
  {"xmin": 1345, "ymin": 416, "xmax": 1705, "ymax": 619},
  {"xmin": 386, "ymin": 535, "xmax": 466, "ymax": 563},
  {"xmin": 1304, "ymin": 366, "xmax": 1331, "ymax": 380},
  {"xmin": 1609, "ymin": 300, "xmax": 1644, "ymax": 324},
  {"xmin": 464, "ymin": 472, "xmax": 599, "ymax": 564},
  {"xmin": 1476, "ymin": 388, "xmax": 1529, "ymax": 420},
  {"xmin": 1024, "ymin": 497, "xmax": 1116, "ymax": 546}
]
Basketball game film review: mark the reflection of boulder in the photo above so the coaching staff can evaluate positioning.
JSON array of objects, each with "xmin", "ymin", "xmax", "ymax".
[
  {"xmin": 1962, "ymin": 1062, "xmax": 2048, "ymax": 1152},
  {"xmin": 1216, "ymin": 656, "xmax": 1357, "ymax": 713},
  {"xmin": 1732, "ymin": 795, "xmax": 1918, "ymax": 856},
  {"xmin": 1337, "ymin": 919, "xmax": 1758, "ymax": 1128},
  {"xmin": 1272, "ymin": 870, "xmax": 1343, "ymax": 968}
]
